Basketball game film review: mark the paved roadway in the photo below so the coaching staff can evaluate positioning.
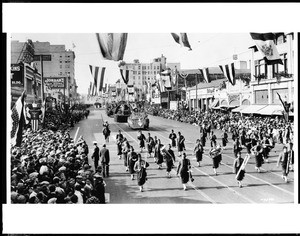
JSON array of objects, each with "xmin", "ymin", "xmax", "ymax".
[{"xmin": 69, "ymin": 108, "xmax": 294, "ymax": 204}]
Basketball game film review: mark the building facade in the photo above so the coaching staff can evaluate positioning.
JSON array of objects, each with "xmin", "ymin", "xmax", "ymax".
[{"xmin": 250, "ymin": 33, "xmax": 294, "ymax": 108}]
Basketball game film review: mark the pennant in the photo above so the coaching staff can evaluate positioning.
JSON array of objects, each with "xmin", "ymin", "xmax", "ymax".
[
  {"xmin": 96, "ymin": 33, "xmax": 128, "ymax": 61},
  {"xmin": 199, "ymin": 68, "xmax": 211, "ymax": 83},
  {"xmin": 120, "ymin": 69, "xmax": 130, "ymax": 84},
  {"xmin": 89, "ymin": 65, "xmax": 106, "ymax": 94},
  {"xmin": 219, "ymin": 63, "xmax": 236, "ymax": 85},
  {"xmin": 250, "ymin": 33, "xmax": 283, "ymax": 65},
  {"xmin": 11, "ymin": 91, "xmax": 26, "ymax": 147},
  {"xmin": 171, "ymin": 33, "xmax": 192, "ymax": 50},
  {"xmin": 277, "ymin": 92, "xmax": 290, "ymax": 113}
]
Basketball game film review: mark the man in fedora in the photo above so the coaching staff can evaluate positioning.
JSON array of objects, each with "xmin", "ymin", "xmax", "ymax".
[
  {"xmin": 100, "ymin": 144, "xmax": 110, "ymax": 178},
  {"xmin": 91, "ymin": 141, "xmax": 100, "ymax": 171}
]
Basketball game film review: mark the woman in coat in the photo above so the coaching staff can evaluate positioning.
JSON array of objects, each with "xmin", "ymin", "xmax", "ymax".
[
  {"xmin": 176, "ymin": 153, "xmax": 193, "ymax": 191},
  {"xmin": 194, "ymin": 139, "xmax": 203, "ymax": 167},
  {"xmin": 137, "ymin": 130, "xmax": 146, "ymax": 153},
  {"xmin": 177, "ymin": 132, "xmax": 185, "ymax": 157},
  {"xmin": 154, "ymin": 139, "xmax": 164, "ymax": 169},
  {"xmin": 122, "ymin": 138, "xmax": 130, "ymax": 172},
  {"xmin": 163, "ymin": 144, "xmax": 175, "ymax": 178},
  {"xmin": 134, "ymin": 154, "xmax": 149, "ymax": 192},
  {"xmin": 251, "ymin": 142, "xmax": 264, "ymax": 173},
  {"xmin": 127, "ymin": 146, "xmax": 138, "ymax": 180},
  {"xmin": 232, "ymin": 152, "xmax": 245, "ymax": 188},
  {"xmin": 146, "ymin": 133, "xmax": 155, "ymax": 159},
  {"xmin": 276, "ymin": 145, "xmax": 290, "ymax": 183},
  {"xmin": 209, "ymin": 144, "xmax": 222, "ymax": 175}
]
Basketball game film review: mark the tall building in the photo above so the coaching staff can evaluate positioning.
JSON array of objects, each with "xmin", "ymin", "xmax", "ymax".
[
  {"xmin": 32, "ymin": 41, "xmax": 77, "ymax": 105},
  {"xmin": 119, "ymin": 54, "xmax": 180, "ymax": 89}
]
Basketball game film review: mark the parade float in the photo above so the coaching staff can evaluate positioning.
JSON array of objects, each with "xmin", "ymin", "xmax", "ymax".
[
  {"xmin": 127, "ymin": 102, "xmax": 150, "ymax": 129},
  {"xmin": 113, "ymin": 101, "xmax": 131, "ymax": 122}
]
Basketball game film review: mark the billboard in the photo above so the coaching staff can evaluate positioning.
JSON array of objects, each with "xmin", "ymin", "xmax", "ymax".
[
  {"xmin": 44, "ymin": 77, "xmax": 65, "ymax": 90},
  {"xmin": 11, "ymin": 63, "xmax": 24, "ymax": 87}
]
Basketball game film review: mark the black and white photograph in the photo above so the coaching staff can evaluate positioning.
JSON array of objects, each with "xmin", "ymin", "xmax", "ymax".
[{"xmin": 2, "ymin": 2, "xmax": 300, "ymax": 234}]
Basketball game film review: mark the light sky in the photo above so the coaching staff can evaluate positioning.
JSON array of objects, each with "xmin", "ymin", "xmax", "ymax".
[{"xmin": 11, "ymin": 33, "xmax": 254, "ymax": 95}]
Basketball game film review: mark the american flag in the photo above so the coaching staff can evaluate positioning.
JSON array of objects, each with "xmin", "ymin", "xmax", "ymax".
[
  {"xmin": 31, "ymin": 119, "xmax": 39, "ymax": 132},
  {"xmin": 11, "ymin": 91, "xmax": 26, "ymax": 147}
]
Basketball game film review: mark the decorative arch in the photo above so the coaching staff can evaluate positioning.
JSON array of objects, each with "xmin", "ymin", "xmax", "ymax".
[{"xmin": 242, "ymin": 99, "xmax": 250, "ymax": 105}]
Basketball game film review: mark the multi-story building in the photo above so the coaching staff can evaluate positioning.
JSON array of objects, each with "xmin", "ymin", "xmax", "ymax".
[
  {"xmin": 32, "ymin": 41, "xmax": 77, "ymax": 106},
  {"xmin": 242, "ymin": 33, "xmax": 295, "ymax": 116},
  {"xmin": 11, "ymin": 40, "xmax": 43, "ymax": 105}
]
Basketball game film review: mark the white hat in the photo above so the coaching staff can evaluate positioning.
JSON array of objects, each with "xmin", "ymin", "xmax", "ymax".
[{"xmin": 93, "ymin": 141, "xmax": 97, "ymax": 144}]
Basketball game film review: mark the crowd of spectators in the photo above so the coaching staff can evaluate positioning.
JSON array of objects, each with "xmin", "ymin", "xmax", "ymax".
[{"xmin": 10, "ymin": 105, "xmax": 107, "ymax": 204}]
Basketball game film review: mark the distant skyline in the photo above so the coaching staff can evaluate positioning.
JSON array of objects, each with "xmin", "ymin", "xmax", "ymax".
[{"xmin": 11, "ymin": 33, "xmax": 255, "ymax": 95}]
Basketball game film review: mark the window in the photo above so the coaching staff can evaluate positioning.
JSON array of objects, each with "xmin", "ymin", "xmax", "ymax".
[
  {"xmin": 276, "ymin": 35, "xmax": 286, "ymax": 45},
  {"xmin": 255, "ymin": 59, "xmax": 268, "ymax": 79},
  {"xmin": 133, "ymin": 76, "xmax": 135, "ymax": 80},
  {"xmin": 273, "ymin": 53, "xmax": 288, "ymax": 76}
]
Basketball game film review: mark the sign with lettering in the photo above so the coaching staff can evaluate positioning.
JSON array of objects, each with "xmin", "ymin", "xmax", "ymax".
[
  {"xmin": 11, "ymin": 64, "xmax": 24, "ymax": 86},
  {"xmin": 44, "ymin": 77, "xmax": 65, "ymax": 89}
]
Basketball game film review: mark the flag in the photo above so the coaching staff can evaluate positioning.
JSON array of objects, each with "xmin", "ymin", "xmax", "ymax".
[
  {"xmin": 23, "ymin": 102, "xmax": 31, "ymax": 125},
  {"xmin": 40, "ymin": 99, "xmax": 46, "ymax": 125},
  {"xmin": 199, "ymin": 68, "xmax": 211, "ymax": 83},
  {"xmin": 120, "ymin": 69, "xmax": 130, "ymax": 84},
  {"xmin": 171, "ymin": 33, "xmax": 192, "ymax": 50},
  {"xmin": 96, "ymin": 33, "xmax": 128, "ymax": 61},
  {"xmin": 31, "ymin": 119, "xmax": 39, "ymax": 132},
  {"xmin": 219, "ymin": 63, "xmax": 236, "ymax": 85},
  {"xmin": 11, "ymin": 91, "xmax": 26, "ymax": 147},
  {"xmin": 277, "ymin": 92, "xmax": 289, "ymax": 113},
  {"xmin": 250, "ymin": 33, "xmax": 283, "ymax": 65},
  {"xmin": 89, "ymin": 65, "xmax": 106, "ymax": 93}
]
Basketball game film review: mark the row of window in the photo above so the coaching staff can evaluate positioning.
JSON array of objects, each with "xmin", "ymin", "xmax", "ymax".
[{"xmin": 254, "ymin": 53, "xmax": 288, "ymax": 79}]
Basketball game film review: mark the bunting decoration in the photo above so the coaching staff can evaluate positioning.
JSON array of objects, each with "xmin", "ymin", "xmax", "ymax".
[
  {"xmin": 179, "ymin": 72, "xmax": 189, "ymax": 80},
  {"xmin": 120, "ymin": 69, "xmax": 130, "ymax": 84},
  {"xmin": 219, "ymin": 63, "xmax": 236, "ymax": 86},
  {"xmin": 96, "ymin": 33, "xmax": 128, "ymax": 61},
  {"xmin": 89, "ymin": 65, "xmax": 106, "ymax": 94},
  {"xmin": 250, "ymin": 32, "xmax": 283, "ymax": 65},
  {"xmin": 11, "ymin": 91, "xmax": 26, "ymax": 147},
  {"xmin": 199, "ymin": 68, "xmax": 211, "ymax": 83},
  {"xmin": 171, "ymin": 33, "xmax": 192, "ymax": 50}
]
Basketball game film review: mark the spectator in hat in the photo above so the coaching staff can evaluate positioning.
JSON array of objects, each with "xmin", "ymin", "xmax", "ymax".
[
  {"xmin": 91, "ymin": 141, "xmax": 100, "ymax": 171},
  {"xmin": 99, "ymin": 144, "xmax": 110, "ymax": 178},
  {"xmin": 93, "ymin": 173, "xmax": 106, "ymax": 204}
]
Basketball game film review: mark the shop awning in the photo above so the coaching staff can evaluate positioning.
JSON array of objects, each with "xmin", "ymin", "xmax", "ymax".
[
  {"xmin": 232, "ymin": 105, "xmax": 249, "ymax": 113},
  {"xmin": 240, "ymin": 105, "xmax": 267, "ymax": 114},
  {"xmin": 209, "ymin": 99, "xmax": 219, "ymax": 109},
  {"xmin": 258, "ymin": 105, "xmax": 284, "ymax": 115}
]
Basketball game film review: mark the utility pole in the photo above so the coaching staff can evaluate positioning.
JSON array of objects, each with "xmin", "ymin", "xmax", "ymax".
[{"xmin": 195, "ymin": 73, "xmax": 198, "ymax": 111}]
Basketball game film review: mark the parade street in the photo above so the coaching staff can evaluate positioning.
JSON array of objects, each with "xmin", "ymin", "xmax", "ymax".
[{"xmin": 69, "ymin": 108, "xmax": 294, "ymax": 204}]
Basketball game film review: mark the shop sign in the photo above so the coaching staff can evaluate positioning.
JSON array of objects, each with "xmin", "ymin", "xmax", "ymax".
[
  {"xmin": 11, "ymin": 64, "xmax": 24, "ymax": 86},
  {"xmin": 44, "ymin": 77, "xmax": 65, "ymax": 89}
]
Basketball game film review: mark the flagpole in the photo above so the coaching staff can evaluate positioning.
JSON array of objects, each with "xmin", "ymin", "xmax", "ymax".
[{"xmin": 176, "ymin": 66, "xmax": 179, "ymax": 110}]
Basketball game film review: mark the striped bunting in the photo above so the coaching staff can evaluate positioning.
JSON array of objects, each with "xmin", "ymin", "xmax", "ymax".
[
  {"xmin": 120, "ymin": 69, "xmax": 130, "ymax": 84},
  {"xmin": 31, "ymin": 119, "xmax": 39, "ymax": 132},
  {"xmin": 250, "ymin": 32, "xmax": 283, "ymax": 65},
  {"xmin": 89, "ymin": 65, "xmax": 106, "ymax": 95},
  {"xmin": 96, "ymin": 33, "xmax": 128, "ymax": 61},
  {"xmin": 171, "ymin": 33, "xmax": 192, "ymax": 50},
  {"xmin": 219, "ymin": 63, "xmax": 236, "ymax": 86},
  {"xmin": 11, "ymin": 91, "xmax": 26, "ymax": 147},
  {"xmin": 199, "ymin": 68, "xmax": 211, "ymax": 83}
]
